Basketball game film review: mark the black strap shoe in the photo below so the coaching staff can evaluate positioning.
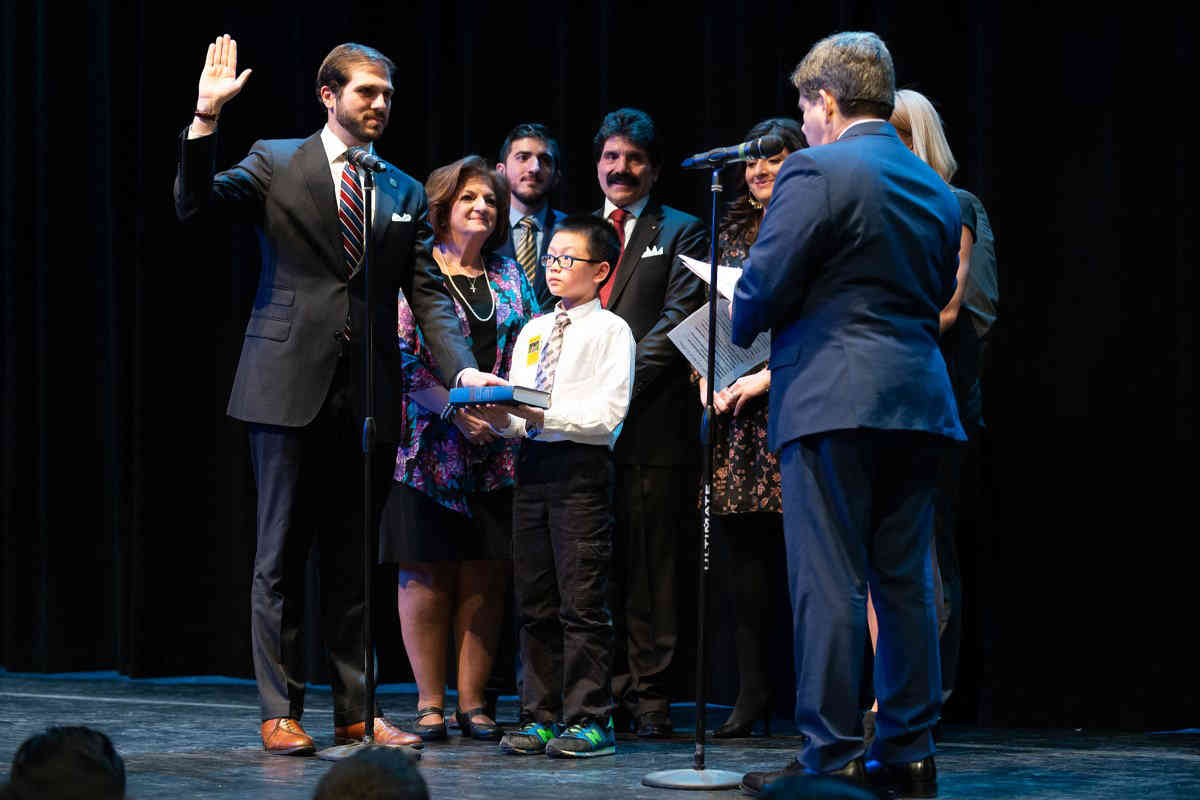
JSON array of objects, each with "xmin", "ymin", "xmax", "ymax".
[
  {"xmin": 413, "ymin": 706, "xmax": 447, "ymax": 741},
  {"xmin": 456, "ymin": 707, "xmax": 503, "ymax": 741}
]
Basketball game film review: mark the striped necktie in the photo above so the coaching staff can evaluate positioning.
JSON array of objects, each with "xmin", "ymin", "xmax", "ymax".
[
  {"xmin": 534, "ymin": 311, "xmax": 571, "ymax": 393},
  {"xmin": 515, "ymin": 216, "xmax": 538, "ymax": 286},
  {"xmin": 339, "ymin": 160, "xmax": 365, "ymax": 277}
]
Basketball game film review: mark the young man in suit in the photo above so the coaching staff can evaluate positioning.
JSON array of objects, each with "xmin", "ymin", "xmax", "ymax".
[
  {"xmin": 732, "ymin": 33, "xmax": 964, "ymax": 797},
  {"xmin": 175, "ymin": 36, "xmax": 503, "ymax": 755},
  {"xmin": 495, "ymin": 123, "xmax": 567, "ymax": 313},
  {"xmin": 592, "ymin": 108, "xmax": 708, "ymax": 738}
]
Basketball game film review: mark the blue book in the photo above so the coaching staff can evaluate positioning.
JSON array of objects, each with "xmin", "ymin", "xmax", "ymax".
[{"xmin": 447, "ymin": 385, "xmax": 551, "ymax": 409}]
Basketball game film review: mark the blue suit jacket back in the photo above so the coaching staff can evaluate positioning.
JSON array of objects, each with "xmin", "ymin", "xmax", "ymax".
[{"xmin": 731, "ymin": 121, "xmax": 966, "ymax": 449}]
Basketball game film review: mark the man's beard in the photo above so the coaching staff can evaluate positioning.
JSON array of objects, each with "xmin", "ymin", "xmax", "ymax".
[
  {"xmin": 512, "ymin": 179, "xmax": 549, "ymax": 207},
  {"xmin": 337, "ymin": 104, "xmax": 386, "ymax": 143}
]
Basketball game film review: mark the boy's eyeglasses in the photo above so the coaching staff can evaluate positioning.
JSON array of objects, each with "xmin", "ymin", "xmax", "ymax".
[{"xmin": 541, "ymin": 253, "xmax": 604, "ymax": 271}]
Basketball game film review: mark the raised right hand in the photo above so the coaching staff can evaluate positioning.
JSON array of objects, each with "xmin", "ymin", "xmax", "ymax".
[{"xmin": 197, "ymin": 34, "xmax": 252, "ymax": 115}]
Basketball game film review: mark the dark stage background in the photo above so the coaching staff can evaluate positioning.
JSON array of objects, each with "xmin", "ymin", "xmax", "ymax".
[{"xmin": 1, "ymin": 1, "xmax": 1194, "ymax": 732}]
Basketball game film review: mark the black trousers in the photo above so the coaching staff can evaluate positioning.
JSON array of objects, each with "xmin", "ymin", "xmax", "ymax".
[
  {"xmin": 246, "ymin": 367, "xmax": 397, "ymax": 727},
  {"xmin": 780, "ymin": 429, "xmax": 946, "ymax": 772},
  {"xmin": 609, "ymin": 464, "xmax": 697, "ymax": 719},
  {"xmin": 512, "ymin": 441, "xmax": 615, "ymax": 726}
]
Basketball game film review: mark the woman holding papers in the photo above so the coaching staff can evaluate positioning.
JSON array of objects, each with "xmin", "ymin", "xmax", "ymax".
[
  {"xmin": 379, "ymin": 155, "xmax": 540, "ymax": 742},
  {"xmin": 701, "ymin": 118, "xmax": 806, "ymax": 738}
]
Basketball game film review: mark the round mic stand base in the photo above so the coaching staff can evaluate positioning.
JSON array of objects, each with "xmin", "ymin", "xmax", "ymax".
[
  {"xmin": 642, "ymin": 767, "xmax": 743, "ymax": 791},
  {"xmin": 640, "ymin": 165, "xmax": 739, "ymax": 791}
]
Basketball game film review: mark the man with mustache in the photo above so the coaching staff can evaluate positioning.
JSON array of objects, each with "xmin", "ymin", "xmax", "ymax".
[
  {"xmin": 495, "ymin": 123, "xmax": 567, "ymax": 312},
  {"xmin": 592, "ymin": 108, "xmax": 708, "ymax": 738},
  {"xmin": 175, "ymin": 36, "xmax": 503, "ymax": 755}
]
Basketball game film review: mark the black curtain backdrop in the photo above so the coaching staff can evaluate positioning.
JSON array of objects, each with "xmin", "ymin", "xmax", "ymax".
[{"xmin": 2, "ymin": 1, "xmax": 1194, "ymax": 731}]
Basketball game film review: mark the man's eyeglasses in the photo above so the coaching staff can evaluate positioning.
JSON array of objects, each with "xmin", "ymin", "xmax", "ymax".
[{"xmin": 540, "ymin": 253, "xmax": 604, "ymax": 271}]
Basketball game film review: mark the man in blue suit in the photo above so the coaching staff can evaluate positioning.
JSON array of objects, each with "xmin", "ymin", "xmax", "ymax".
[{"xmin": 732, "ymin": 33, "xmax": 964, "ymax": 798}]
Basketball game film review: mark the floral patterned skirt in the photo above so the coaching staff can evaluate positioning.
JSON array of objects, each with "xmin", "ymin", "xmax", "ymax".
[{"xmin": 709, "ymin": 396, "xmax": 781, "ymax": 516}]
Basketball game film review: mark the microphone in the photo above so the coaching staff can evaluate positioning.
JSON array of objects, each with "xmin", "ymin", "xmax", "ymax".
[
  {"xmin": 681, "ymin": 134, "xmax": 785, "ymax": 169},
  {"xmin": 346, "ymin": 146, "xmax": 389, "ymax": 173}
]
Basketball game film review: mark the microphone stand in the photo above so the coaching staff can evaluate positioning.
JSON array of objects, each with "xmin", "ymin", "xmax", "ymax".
[
  {"xmin": 642, "ymin": 165, "xmax": 742, "ymax": 791},
  {"xmin": 320, "ymin": 165, "xmax": 382, "ymax": 760}
]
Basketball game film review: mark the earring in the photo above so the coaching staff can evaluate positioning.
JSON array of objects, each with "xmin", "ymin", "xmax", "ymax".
[{"xmin": 749, "ymin": 196, "xmax": 763, "ymax": 209}]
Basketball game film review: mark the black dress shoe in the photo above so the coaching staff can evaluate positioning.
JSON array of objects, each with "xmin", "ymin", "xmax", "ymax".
[
  {"xmin": 868, "ymin": 755, "xmax": 937, "ymax": 798},
  {"xmin": 636, "ymin": 711, "xmax": 673, "ymax": 738},
  {"xmin": 740, "ymin": 758, "xmax": 806, "ymax": 796},
  {"xmin": 743, "ymin": 757, "xmax": 878, "ymax": 798},
  {"xmin": 455, "ymin": 707, "xmax": 503, "ymax": 741}
]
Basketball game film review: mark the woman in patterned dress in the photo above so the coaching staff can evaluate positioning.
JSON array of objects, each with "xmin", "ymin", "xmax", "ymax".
[
  {"xmin": 379, "ymin": 156, "xmax": 540, "ymax": 742},
  {"xmin": 702, "ymin": 118, "xmax": 806, "ymax": 738}
]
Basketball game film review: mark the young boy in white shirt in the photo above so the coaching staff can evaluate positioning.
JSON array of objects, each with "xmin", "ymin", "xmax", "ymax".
[{"xmin": 483, "ymin": 214, "xmax": 635, "ymax": 758}]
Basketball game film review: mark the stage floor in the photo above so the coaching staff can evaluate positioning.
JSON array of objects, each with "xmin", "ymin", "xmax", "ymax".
[{"xmin": 1, "ymin": 672, "xmax": 1197, "ymax": 799}]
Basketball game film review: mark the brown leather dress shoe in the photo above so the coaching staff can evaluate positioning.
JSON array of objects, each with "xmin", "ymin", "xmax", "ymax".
[
  {"xmin": 334, "ymin": 717, "xmax": 424, "ymax": 748},
  {"xmin": 260, "ymin": 718, "xmax": 316, "ymax": 756}
]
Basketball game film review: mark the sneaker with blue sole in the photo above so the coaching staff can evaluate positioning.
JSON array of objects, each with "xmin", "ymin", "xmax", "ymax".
[
  {"xmin": 499, "ymin": 721, "xmax": 561, "ymax": 755},
  {"xmin": 545, "ymin": 718, "xmax": 616, "ymax": 758}
]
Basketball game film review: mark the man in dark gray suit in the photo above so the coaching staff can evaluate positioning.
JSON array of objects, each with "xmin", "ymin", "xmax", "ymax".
[
  {"xmin": 592, "ymin": 108, "xmax": 708, "ymax": 738},
  {"xmin": 733, "ymin": 33, "xmax": 964, "ymax": 797},
  {"xmin": 495, "ymin": 123, "xmax": 566, "ymax": 312},
  {"xmin": 175, "ymin": 35, "xmax": 502, "ymax": 755}
]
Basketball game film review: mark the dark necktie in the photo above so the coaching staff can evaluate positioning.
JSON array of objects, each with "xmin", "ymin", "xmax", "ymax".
[
  {"xmin": 600, "ymin": 207, "xmax": 631, "ymax": 307},
  {"xmin": 339, "ymin": 160, "xmax": 365, "ymax": 277}
]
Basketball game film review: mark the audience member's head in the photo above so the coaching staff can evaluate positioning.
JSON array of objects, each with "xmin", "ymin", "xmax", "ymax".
[
  {"xmin": 8, "ymin": 726, "xmax": 126, "ymax": 800},
  {"xmin": 311, "ymin": 745, "xmax": 428, "ymax": 800}
]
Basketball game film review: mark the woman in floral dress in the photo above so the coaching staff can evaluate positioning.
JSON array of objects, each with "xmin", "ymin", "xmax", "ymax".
[
  {"xmin": 703, "ymin": 118, "xmax": 806, "ymax": 738},
  {"xmin": 379, "ymin": 155, "xmax": 539, "ymax": 742}
]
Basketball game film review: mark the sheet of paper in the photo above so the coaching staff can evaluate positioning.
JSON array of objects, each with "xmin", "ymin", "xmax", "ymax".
[
  {"xmin": 679, "ymin": 254, "xmax": 742, "ymax": 301},
  {"xmin": 668, "ymin": 297, "xmax": 771, "ymax": 392}
]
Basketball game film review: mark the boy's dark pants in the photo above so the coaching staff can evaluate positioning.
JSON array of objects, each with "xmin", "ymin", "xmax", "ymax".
[{"xmin": 513, "ymin": 440, "xmax": 616, "ymax": 726}]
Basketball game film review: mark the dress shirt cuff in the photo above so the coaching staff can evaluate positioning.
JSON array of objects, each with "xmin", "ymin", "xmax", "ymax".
[{"xmin": 495, "ymin": 414, "xmax": 526, "ymax": 439}]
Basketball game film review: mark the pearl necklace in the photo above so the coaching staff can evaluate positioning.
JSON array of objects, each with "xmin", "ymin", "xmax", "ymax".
[{"xmin": 435, "ymin": 248, "xmax": 495, "ymax": 323}]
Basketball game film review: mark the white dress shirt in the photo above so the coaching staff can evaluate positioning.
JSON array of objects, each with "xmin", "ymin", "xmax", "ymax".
[
  {"xmin": 602, "ymin": 194, "xmax": 650, "ymax": 243},
  {"xmin": 500, "ymin": 298, "xmax": 635, "ymax": 449},
  {"xmin": 837, "ymin": 118, "xmax": 888, "ymax": 140}
]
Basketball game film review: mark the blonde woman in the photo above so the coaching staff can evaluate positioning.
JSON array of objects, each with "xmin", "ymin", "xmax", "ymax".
[{"xmin": 861, "ymin": 89, "xmax": 997, "ymax": 743}]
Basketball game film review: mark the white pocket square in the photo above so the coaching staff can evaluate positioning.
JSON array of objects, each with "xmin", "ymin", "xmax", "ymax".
[
  {"xmin": 392, "ymin": 212, "xmax": 412, "ymax": 222},
  {"xmin": 642, "ymin": 244, "xmax": 664, "ymax": 258}
]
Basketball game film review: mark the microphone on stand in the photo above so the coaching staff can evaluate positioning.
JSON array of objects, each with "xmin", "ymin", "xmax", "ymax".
[
  {"xmin": 346, "ymin": 146, "xmax": 389, "ymax": 173},
  {"xmin": 681, "ymin": 134, "xmax": 785, "ymax": 169}
]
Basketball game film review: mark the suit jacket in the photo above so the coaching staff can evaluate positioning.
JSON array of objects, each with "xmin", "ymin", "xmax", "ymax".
[
  {"xmin": 495, "ymin": 206, "xmax": 567, "ymax": 313},
  {"xmin": 175, "ymin": 129, "xmax": 474, "ymax": 443},
  {"xmin": 597, "ymin": 199, "xmax": 708, "ymax": 466},
  {"xmin": 731, "ymin": 121, "xmax": 966, "ymax": 450}
]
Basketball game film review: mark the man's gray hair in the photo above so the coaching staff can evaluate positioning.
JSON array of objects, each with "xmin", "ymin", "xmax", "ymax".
[{"xmin": 790, "ymin": 32, "xmax": 896, "ymax": 118}]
